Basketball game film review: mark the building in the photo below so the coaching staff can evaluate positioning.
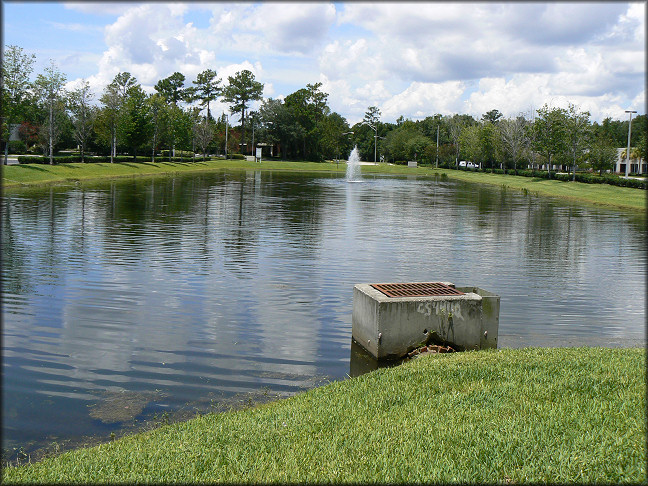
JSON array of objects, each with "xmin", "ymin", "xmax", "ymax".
[{"xmin": 614, "ymin": 148, "xmax": 647, "ymax": 175}]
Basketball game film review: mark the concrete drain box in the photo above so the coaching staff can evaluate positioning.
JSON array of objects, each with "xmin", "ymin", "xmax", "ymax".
[{"xmin": 352, "ymin": 282, "xmax": 499, "ymax": 360}]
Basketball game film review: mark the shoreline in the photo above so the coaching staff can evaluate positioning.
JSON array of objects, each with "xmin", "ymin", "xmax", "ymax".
[
  {"xmin": 3, "ymin": 347, "xmax": 645, "ymax": 483},
  {"xmin": 2, "ymin": 159, "xmax": 646, "ymax": 211}
]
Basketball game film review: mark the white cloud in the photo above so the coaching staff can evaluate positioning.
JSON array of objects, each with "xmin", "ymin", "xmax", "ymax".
[
  {"xmin": 465, "ymin": 76, "xmax": 552, "ymax": 119},
  {"xmin": 242, "ymin": 3, "xmax": 336, "ymax": 54},
  {"xmin": 14, "ymin": 2, "xmax": 644, "ymax": 123},
  {"xmin": 319, "ymin": 39, "xmax": 376, "ymax": 82},
  {"xmin": 382, "ymin": 81, "xmax": 466, "ymax": 120}
]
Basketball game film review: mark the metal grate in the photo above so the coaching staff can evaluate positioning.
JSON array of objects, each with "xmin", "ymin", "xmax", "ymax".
[{"xmin": 371, "ymin": 282, "xmax": 464, "ymax": 298}]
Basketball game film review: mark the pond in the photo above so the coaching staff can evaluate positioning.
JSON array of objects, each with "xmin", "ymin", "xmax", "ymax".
[{"xmin": 2, "ymin": 170, "xmax": 645, "ymax": 461}]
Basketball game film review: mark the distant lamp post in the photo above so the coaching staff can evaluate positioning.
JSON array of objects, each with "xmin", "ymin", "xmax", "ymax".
[
  {"xmin": 362, "ymin": 121, "xmax": 378, "ymax": 164},
  {"xmin": 436, "ymin": 125, "xmax": 439, "ymax": 168},
  {"xmin": 625, "ymin": 110, "xmax": 637, "ymax": 177},
  {"xmin": 337, "ymin": 131, "xmax": 354, "ymax": 169},
  {"xmin": 376, "ymin": 136, "xmax": 386, "ymax": 165},
  {"xmin": 224, "ymin": 113, "xmax": 229, "ymax": 159}
]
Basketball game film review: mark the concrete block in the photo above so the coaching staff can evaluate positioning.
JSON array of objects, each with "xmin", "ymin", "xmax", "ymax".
[{"xmin": 352, "ymin": 282, "xmax": 500, "ymax": 360}]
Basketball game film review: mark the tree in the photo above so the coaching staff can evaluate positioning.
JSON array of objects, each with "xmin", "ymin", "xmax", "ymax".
[
  {"xmin": 589, "ymin": 138, "xmax": 617, "ymax": 175},
  {"xmin": 194, "ymin": 117, "xmax": 215, "ymax": 161},
  {"xmin": 564, "ymin": 103, "xmax": 591, "ymax": 181},
  {"xmin": 482, "ymin": 109, "xmax": 503, "ymax": 124},
  {"xmin": 284, "ymin": 82, "xmax": 330, "ymax": 160},
  {"xmin": 259, "ymin": 98, "xmax": 294, "ymax": 159},
  {"xmin": 120, "ymin": 84, "xmax": 152, "ymax": 159},
  {"xmin": 147, "ymin": 93, "xmax": 167, "ymax": 162},
  {"xmin": 155, "ymin": 72, "xmax": 190, "ymax": 105},
  {"xmin": 362, "ymin": 106, "xmax": 382, "ymax": 163},
  {"xmin": 382, "ymin": 123, "xmax": 420, "ymax": 163},
  {"xmin": 479, "ymin": 122, "xmax": 499, "ymax": 169},
  {"xmin": 532, "ymin": 104, "xmax": 568, "ymax": 179},
  {"xmin": 191, "ymin": 69, "xmax": 221, "ymax": 120},
  {"xmin": 1, "ymin": 45, "xmax": 36, "ymax": 164},
  {"xmin": 95, "ymin": 72, "xmax": 138, "ymax": 162},
  {"xmin": 364, "ymin": 106, "xmax": 381, "ymax": 126},
  {"xmin": 446, "ymin": 114, "xmax": 465, "ymax": 167},
  {"xmin": 319, "ymin": 111, "xmax": 352, "ymax": 161},
  {"xmin": 160, "ymin": 104, "xmax": 189, "ymax": 160},
  {"xmin": 222, "ymin": 70, "xmax": 264, "ymax": 153},
  {"xmin": 68, "ymin": 80, "xmax": 95, "ymax": 162},
  {"xmin": 154, "ymin": 72, "xmax": 192, "ymax": 158},
  {"xmin": 459, "ymin": 124, "xmax": 481, "ymax": 166},
  {"xmin": 33, "ymin": 61, "xmax": 67, "ymax": 165},
  {"xmin": 112, "ymin": 72, "xmax": 137, "ymax": 99},
  {"xmin": 498, "ymin": 115, "xmax": 529, "ymax": 174},
  {"xmin": 405, "ymin": 134, "xmax": 432, "ymax": 163},
  {"xmin": 97, "ymin": 83, "xmax": 121, "ymax": 161}
]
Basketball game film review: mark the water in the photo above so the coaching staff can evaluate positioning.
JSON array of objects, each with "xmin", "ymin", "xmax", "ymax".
[
  {"xmin": 2, "ymin": 170, "xmax": 645, "ymax": 460},
  {"xmin": 346, "ymin": 146, "xmax": 361, "ymax": 181}
]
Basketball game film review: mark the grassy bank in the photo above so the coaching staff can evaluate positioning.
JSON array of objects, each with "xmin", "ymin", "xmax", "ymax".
[
  {"xmin": 1, "ymin": 159, "xmax": 345, "ymax": 188},
  {"xmin": 3, "ymin": 347, "xmax": 645, "ymax": 484},
  {"xmin": 431, "ymin": 168, "xmax": 646, "ymax": 211},
  {"xmin": 2, "ymin": 160, "xmax": 645, "ymax": 211}
]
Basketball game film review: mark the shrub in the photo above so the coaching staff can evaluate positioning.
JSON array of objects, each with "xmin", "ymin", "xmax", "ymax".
[
  {"xmin": 229, "ymin": 154, "xmax": 246, "ymax": 160},
  {"xmin": 161, "ymin": 150, "xmax": 195, "ymax": 158},
  {"xmin": 18, "ymin": 155, "xmax": 48, "ymax": 164},
  {"xmin": 8, "ymin": 141, "xmax": 28, "ymax": 154}
]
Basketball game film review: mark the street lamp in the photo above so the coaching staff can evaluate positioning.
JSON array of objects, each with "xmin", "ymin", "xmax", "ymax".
[
  {"xmin": 625, "ymin": 110, "xmax": 637, "ymax": 177},
  {"xmin": 224, "ymin": 113, "xmax": 229, "ymax": 159},
  {"xmin": 362, "ymin": 121, "xmax": 378, "ymax": 164},
  {"xmin": 436, "ymin": 124, "xmax": 439, "ymax": 168},
  {"xmin": 337, "ymin": 131, "xmax": 354, "ymax": 169},
  {"xmin": 376, "ymin": 136, "xmax": 386, "ymax": 165}
]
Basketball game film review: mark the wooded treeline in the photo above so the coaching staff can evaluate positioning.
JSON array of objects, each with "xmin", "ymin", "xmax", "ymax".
[{"xmin": 2, "ymin": 45, "xmax": 646, "ymax": 176}]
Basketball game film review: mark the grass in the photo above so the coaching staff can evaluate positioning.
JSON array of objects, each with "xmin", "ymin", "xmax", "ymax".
[
  {"xmin": 2, "ymin": 347, "xmax": 645, "ymax": 484},
  {"xmin": 429, "ymin": 168, "xmax": 647, "ymax": 212},
  {"xmin": 3, "ymin": 159, "xmax": 646, "ymax": 212}
]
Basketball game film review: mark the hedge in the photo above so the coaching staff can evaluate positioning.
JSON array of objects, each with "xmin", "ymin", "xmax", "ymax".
[
  {"xmin": 447, "ymin": 165, "xmax": 646, "ymax": 189},
  {"xmin": 160, "ymin": 150, "xmax": 196, "ymax": 158},
  {"xmin": 17, "ymin": 155, "xmax": 210, "ymax": 165}
]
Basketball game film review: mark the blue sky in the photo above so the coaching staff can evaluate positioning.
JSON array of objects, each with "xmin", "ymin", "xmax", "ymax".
[{"xmin": 3, "ymin": 2, "xmax": 645, "ymax": 124}]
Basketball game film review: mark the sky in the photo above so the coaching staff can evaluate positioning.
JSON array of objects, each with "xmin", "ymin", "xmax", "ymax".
[{"xmin": 3, "ymin": 1, "xmax": 645, "ymax": 125}]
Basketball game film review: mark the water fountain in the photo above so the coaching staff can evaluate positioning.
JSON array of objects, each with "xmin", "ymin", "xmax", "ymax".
[{"xmin": 346, "ymin": 146, "xmax": 362, "ymax": 182}]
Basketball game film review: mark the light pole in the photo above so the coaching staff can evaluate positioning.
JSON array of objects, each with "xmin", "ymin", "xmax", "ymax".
[
  {"xmin": 337, "ymin": 131, "xmax": 354, "ymax": 169},
  {"xmin": 625, "ymin": 110, "xmax": 636, "ymax": 177},
  {"xmin": 376, "ymin": 136, "xmax": 385, "ymax": 165},
  {"xmin": 224, "ymin": 113, "xmax": 228, "ymax": 159},
  {"xmin": 362, "ymin": 121, "xmax": 378, "ymax": 164},
  {"xmin": 436, "ymin": 124, "xmax": 439, "ymax": 168}
]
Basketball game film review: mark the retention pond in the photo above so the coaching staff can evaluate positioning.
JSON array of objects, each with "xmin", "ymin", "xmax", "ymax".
[{"xmin": 2, "ymin": 170, "xmax": 645, "ymax": 462}]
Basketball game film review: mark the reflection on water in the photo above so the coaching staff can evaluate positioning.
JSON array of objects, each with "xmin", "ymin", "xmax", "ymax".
[{"xmin": 2, "ymin": 170, "xmax": 645, "ymax": 461}]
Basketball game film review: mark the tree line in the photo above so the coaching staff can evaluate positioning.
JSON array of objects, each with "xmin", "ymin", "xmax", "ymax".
[
  {"xmin": 2, "ymin": 45, "xmax": 646, "ymax": 177},
  {"xmin": 352, "ymin": 106, "xmax": 646, "ymax": 178}
]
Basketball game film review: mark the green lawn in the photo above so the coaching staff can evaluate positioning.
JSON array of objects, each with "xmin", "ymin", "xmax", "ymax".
[
  {"xmin": 3, "ymin": 347, "xmax": 645, "ymax": 484},
  {"xmin": 2, "ymin": 160, "xmax": 645, "ymax": 211}
]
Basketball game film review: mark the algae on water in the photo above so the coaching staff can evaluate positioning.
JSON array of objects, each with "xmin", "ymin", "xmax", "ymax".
[{"xmin": 88, "ymin": 390, "xmax": 158, "ymax": 424}]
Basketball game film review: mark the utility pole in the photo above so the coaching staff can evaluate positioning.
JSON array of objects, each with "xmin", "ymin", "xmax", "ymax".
[
  {"xmin": 436, "ymin": 124, "xmax": 439, "ymax": 168},
  {"xmin": 625, "ymin": 110, "xmax": 636, "ymax": 177},
  {"xmin": 224, "ymin": 113, "xmax": 228, "ymax": 159},
  {"xmin": 362, "ymin": 121, "xmax": 378, "ymax": 164}
]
